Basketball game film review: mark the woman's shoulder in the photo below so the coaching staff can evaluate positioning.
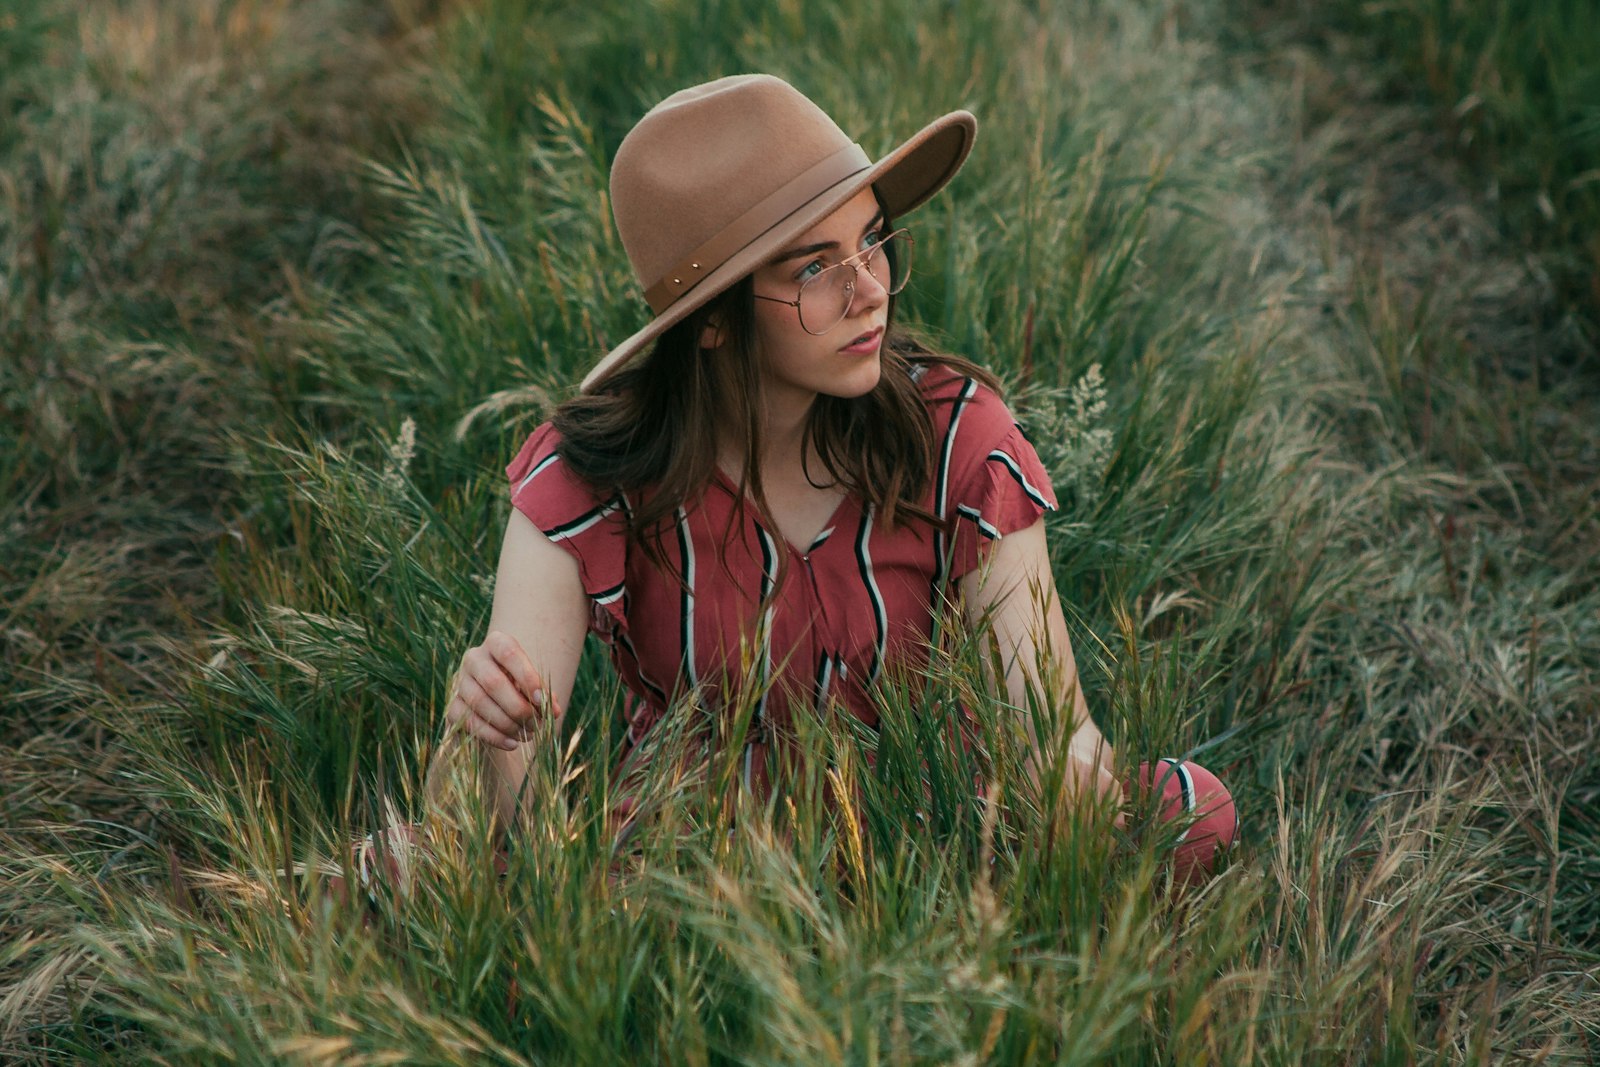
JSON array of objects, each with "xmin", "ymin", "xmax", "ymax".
[
  {"xmin": 504, "ymin": 420, "xmax": 633, "ymax": 634},
  {"xmin": 506, "ymin": 420, "xmax": 617, "ymax": 515},
  {"xmin": 909, "ymin": 359, "xmax": 1018, "ymax": 439},
  {"xmin": 506, "ymin": 420, "xmax": 562, "ymax": 488}
]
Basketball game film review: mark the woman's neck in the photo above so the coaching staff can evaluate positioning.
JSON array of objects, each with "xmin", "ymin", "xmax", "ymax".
[{"xmin": 722, "ymin": 391, "xmax": 816, "ymax": 480}]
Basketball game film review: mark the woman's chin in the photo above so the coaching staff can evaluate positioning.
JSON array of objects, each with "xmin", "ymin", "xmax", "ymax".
[{"xmin": 826, "ymin": 356, "xmax": 882, "ymax": 399}]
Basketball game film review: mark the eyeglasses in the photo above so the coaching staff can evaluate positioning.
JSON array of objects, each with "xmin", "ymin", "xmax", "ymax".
[{"xmin": 754, "ymin": 228, "xmax": 913, "ymax": 335}]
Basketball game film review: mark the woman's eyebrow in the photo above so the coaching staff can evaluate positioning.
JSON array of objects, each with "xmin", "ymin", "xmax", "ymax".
[{"xmin": 773, "ymin": 210, "xmax": 887, "ymax": 263}]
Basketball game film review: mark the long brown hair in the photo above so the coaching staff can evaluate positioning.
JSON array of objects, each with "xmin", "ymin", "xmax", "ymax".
[{"xmin": 552, "ymin": 268, "xmax": 998, "ymax": 570}]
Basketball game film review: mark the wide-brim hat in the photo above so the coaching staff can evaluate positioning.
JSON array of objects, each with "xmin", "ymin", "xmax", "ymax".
[{"xmin": 581, "ymin": 74, "xmax": 976, "ymax": 393}]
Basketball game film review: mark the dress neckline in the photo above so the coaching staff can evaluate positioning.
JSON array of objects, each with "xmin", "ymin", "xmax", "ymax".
[{"xmin": 710, "ymin": 466, "xmax": 856, "ymax": 559}]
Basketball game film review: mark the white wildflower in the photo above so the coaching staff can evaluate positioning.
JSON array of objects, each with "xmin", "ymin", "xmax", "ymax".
[
  {"xmin": 1024, "ymin": 363, "xmax": 1113, "ymax": 510},
  {"xmin": 382, "ymin": 416, "xmax": 418, "ymax": 492}
]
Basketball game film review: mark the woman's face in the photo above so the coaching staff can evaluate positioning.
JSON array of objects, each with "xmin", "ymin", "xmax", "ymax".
[{"xmin": 742, "ymin": 186, "xmax": 892, "ymax": 428}]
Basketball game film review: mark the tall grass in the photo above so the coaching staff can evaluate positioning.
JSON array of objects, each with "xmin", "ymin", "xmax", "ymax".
[
  {"xmin": 3, "ymin": 0, "xmax": 1597, "ymax": 1062},
  {"xmin": 1, "ymin": 0, "xmax": 436, "ymax": 1054},
  {"xmin": 1250, "ymin": 0, "xmax": 1600, "ymax": 348}
]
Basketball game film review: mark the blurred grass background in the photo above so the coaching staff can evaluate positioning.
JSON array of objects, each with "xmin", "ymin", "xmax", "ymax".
[
  {"xmin": 1254, "ymin": 0, "xmax": 1600, "ymax": 352},
  {"xmin": 2, "ymin": 0, "xmax": 1596, "ymax": 1062}
]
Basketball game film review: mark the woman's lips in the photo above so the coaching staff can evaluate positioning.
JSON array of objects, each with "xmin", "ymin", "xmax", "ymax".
[{"xmin": 841, "ymin": 326, "xmax": 883, "ymax": 354}]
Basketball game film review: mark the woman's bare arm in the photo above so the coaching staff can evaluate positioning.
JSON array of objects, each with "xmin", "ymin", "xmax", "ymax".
[
  {"xmin": 430, "ymin": 507, "xmax": 591, "ymax": 832},
  {"xmin": 957, "ymin": 518, "xmax": 1116, "ymax": 804}
]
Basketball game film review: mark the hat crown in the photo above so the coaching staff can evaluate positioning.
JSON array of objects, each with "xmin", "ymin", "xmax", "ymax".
[
  {"xmin": 611, "ymin": 75, "xmax": 858, "ymax": 296},
  {"xmin": 580, "ymin": 74, "xmax": 975, "ymax": 393}
]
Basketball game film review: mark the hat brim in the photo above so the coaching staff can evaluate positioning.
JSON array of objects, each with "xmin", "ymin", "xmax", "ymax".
[{"xmin": 579, "ymin": 109, "xmax": 977, "ymax": 393}]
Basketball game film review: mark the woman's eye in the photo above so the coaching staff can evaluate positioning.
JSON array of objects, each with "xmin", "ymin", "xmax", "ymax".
[
  {"xmin": 863, "ymin": 229, "xmax": 885, "ymax": 249},
  {"xmin": 796, "ymin": 260, "xmax": 826, "ymax": 282}
]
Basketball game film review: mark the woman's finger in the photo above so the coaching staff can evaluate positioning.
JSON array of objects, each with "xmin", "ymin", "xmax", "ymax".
[
  {"xmin": 455, "ymin": 672, "xmax": 524, "ymax": 748},
  {"xmin": 464, "ymin": 713, "xmax": 519, "ymax": 752},
  {"xmin": 444, "ymin": 688, "xmax": 509, "ymax": 745},
  {"xmin": 458, "ymin": 669, "xmax": 525, "ymax": 738},
  {"xmin": 463, "ymin": 649, "xmax": 537, "ymax": 725},
  {"xmin": 444, "ymin": 693, "xmax": 511, "ymax": 747},
  {"xmin": 485, "ymin": 631, "xmax": 555, "ymax": 717}
]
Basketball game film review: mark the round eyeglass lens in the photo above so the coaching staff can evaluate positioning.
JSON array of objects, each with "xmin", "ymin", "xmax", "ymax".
[{"xmin": 796, "ymin": 231, "xmax": 914, "ymax": 334}]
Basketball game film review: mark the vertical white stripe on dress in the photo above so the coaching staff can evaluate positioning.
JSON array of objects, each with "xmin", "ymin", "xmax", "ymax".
[
  {"xmin": 814, "ymin": 655, "xmax": 835, "ymax": 712},
  {"xmin": 932, "ymin": 378, "xmax": 978, "ymax": 594},
  {"xmin": 675, "ymin": 506, "xmax": 698, "ymax": 691},
  {"xmin": 1167, "ymin": 758, "xmax": 1196, "ymax": 844},
  {"xmin": 855, "ymin": 504, "xmax": 886, "ymax": 685}
]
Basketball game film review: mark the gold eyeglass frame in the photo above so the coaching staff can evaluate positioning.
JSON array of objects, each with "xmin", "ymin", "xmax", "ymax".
[{"xmin": 753, "ymin": 228, "xmax": 914, "ymax": 335}]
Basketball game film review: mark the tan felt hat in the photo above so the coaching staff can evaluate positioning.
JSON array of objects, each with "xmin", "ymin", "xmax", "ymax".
[{"xmin": 580, "ymin": 74, "xmax": 976, "ymax": 393}]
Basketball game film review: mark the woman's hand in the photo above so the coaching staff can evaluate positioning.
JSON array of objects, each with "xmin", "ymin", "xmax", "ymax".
[
  {"xmin": 1065, "ymin": 744, "xmax": 1126, "ymax": 829},
  {"xmin": 444, "ymin": 629, "xmax": 555, "ymax": 751}
]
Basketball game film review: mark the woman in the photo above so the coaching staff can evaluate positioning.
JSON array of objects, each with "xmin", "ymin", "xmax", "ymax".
[{"xmin": 432, "ymin": 74, "xmax": 1121, "ymax": 844}]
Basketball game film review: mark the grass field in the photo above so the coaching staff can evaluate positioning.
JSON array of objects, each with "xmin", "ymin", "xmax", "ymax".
[
  {"xmin": 1303, "ymin": 0, "xmax": 1600, "ymax": 342},
  {"xmin": 2, "ymin": 0, "xmax": 1596, "ymax": 1062}
]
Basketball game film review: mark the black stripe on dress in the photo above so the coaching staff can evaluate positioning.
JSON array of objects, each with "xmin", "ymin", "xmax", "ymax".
[
  {"xmin": 956, "ymin": 503, "xmax": 1003, "ymax": 541},
  {"xmin": 1168, "ymin": 758, "xmax": 1196, "ymax": 845},
  {"xmin": 854, "ymin": 505, "xmax": 886, "ymax": 685},
  {"xmin": 514, "ymin": 450, "xmax": 561, "ymax": 493},
  {"xmin": 986, "ymin": 448, "xmax": 1055, "ymax": 511},
  {"xmin": 814, "ymin": 653, "xmax": 835, "ymax": 711},
  {"xmin": 931, "ymin": 378, "xmax": 977, "ymax": 595},
  {"xmin": 675, "ymin": 506, "xmax": 698, "ymax": 690},
  {"xmin": 1171, "ymin": 759, "xmax": 1196, "ymax": 813},
  {"xmin": 544, "ymin": 498, "xmax": 621, "ymax": 543},
  {"xmin": 753, "ymin": 525, "xmax": 778, "ymax": 745}
]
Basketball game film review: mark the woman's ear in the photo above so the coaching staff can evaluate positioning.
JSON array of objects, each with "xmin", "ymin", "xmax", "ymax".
[{"xmin": 699, "ymin": 316, "xmax": 727, "ymax": 351}]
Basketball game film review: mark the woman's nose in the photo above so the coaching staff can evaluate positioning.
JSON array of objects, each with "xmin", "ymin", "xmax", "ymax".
[{"xmin": 849, "ymin": 262, "xmax": 890, "ymax": 310}]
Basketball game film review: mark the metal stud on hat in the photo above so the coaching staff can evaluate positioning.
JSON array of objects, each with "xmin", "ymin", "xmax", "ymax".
[{"xmin": 580, "ymin": 74, "xmax": 976, "ymax": 393}]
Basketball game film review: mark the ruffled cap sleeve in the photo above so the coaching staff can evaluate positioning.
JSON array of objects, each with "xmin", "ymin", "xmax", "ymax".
[
  {"xmin": 931, "ymin": 374, "xmax": 1059, "ymax": 581},
  {"xmin": 505, "ymin": 422, "xmax": 628, "ymax": 636}
]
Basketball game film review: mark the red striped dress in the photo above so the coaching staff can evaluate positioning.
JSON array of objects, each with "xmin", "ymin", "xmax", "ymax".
[{"xmin": 505, "ymin": 363, "xmax": 1058, "ymax": 800}]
